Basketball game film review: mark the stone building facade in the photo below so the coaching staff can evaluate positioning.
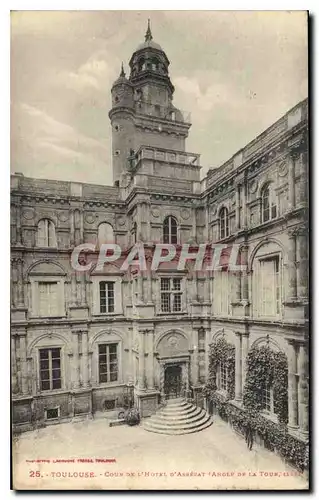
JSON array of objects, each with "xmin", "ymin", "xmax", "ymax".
[{"xmin": 11, "ymin": 24, "xmax": 309, "ymax": 448}]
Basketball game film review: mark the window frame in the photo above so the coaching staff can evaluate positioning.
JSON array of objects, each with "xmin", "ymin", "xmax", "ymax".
[
  {"xmin": 99, "ymin": 281, "xmax": 115, "ymax": 314},
  {"xmin": 261, "ymin": 383, "xmax": 275, "ymax": 415},
  {"xmin": 219, "ymin": 207, "xmax": 229, "ymax": 240},
  {"xmin": 37, "ymin": 219, "xmax": 57, "ymax": 248},
  {"xmin": 30, "ymin": 276, "xmax": 65, "ymax": 318},
  {"xmin": 38, "ymin": 347, "xmax": 62, "ymax": 392},
  {"xmin": 256, "ymin": 253, "xmax": 282, "ymax": 318},
  {"xmin": 98, "ymin": 343, "xmax": 119, "ymax": 384},
  {"xmin": 163, "ymin": 216, "xmax": 178, "ymax": 244},
  {"xmin": 261, "ymin": 183, "xmax": 278, "ymax": 224},
  {"xmin": 160, "ymin": 276, "xmax": 183, "ymax": 313}
]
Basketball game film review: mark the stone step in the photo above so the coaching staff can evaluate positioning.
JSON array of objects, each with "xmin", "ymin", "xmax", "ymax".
[
  {"xmin": 153, "ymin": 406, "xmax": 202, "ymax": 421},
  {"xmin": 159, "ymin": 403, "xmax": 195, "ymax": 415},
  {"xmin": 144, "ymin": 411, "xmax": 210, "ymax": 431},
  {"xmin": 163, "ymin": 399, "xmax": 188, "ymax": 408},
  {"xmin": 150, "ymin": 408, "xmax": 207, "ymax": 426},
  {"xmin": 144, "ymin": 415, "xmax": 213, "ymax": 435}
]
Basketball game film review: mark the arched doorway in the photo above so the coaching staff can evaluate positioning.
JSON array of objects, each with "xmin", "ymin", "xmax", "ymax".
[{"xmin": 164, "ymin": 365, "xmax": 182, "ymax": 399}]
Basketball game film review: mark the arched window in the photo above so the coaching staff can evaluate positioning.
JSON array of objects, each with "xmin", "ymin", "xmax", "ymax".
[
  {"xmin": 131, "ymin": 222, "xmax": 137, "ymax": 245},
  {"xmin": 163, "ymin": 216, "xmax": 178, "ymax": 244},
  {"xmin": 37, "ymin": 219, "xmax": 56, "ymax": 247},
  {"xmin": 261, "ymin": 183, "xmax": 277, "ymax": 223},
  {"xmin": 98, "ymin": 223, "xmax": 114, "ymax": 246},
  {"xmin": 138, "ymin": 58, "xmax": 145, "ymax": 72},
  {"xmin": 219, "ymin": 207, "xmax": 229, "ymax": 239},
  {"xmin": 151, "ymin": 58, "xmax": 159, "ymax": 71}
]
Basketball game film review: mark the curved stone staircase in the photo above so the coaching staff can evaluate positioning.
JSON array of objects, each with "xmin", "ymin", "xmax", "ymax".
[{"xmin": 143, "ymin": 397, "xmax": 213, "ymax": 435}]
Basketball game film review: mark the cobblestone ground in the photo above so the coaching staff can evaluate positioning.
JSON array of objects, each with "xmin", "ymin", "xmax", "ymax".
[{"xmin": 12, "ymin": 417, "xmax": 308, "ymax": 490}]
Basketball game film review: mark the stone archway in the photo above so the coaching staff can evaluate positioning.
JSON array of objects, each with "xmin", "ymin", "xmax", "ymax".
[{"xmin": 156, "ymin": 331, "xmax": 190, "ymax": 399}]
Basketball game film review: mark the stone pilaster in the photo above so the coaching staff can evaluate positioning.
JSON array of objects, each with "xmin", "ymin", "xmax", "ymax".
[
  {"xmin": 234, "ymin": 332, "xmax": 243, "ymax": 401},
  {"xmin": 69, "ymin": 209, "xmax": 75, "ymax": 247},
  {"xmin": 138, "ymin": 331, "xmax": 145, "ymax": 390},
  {"xmin": 296, "ymin": 225, "xmax": 308, "ymax": 300},
  {"xmin": 287, "ymin": 151, "xmax": 296, "ymax": 211},
  {"xmin": 242, "ymin": 182, "xmax": 248, "ymax": 229},
  {"xmin": 298, "ymin": 342, "xmax": 309, "ymax": 436},
  {"xmin": 72, "ymin": 331, "xmax": 80, "ymax": 389},
  {"xmin": 287, "ymin": 229, "xmax": 298, "ymax": 300},
  {"xmin": 241, "ymin": 333, "xmax": 249, "ymax": 391},
  {"xmin": 16, "ymin": 257, "xmax": 25, "ymax": 308},
  {"xmin": 146, "ymin": 330, "xmax": 155, "ymax": 390},
  {"xmin": 299, "ymin": 151, "xmax": 308, "ymax": 207},
  {"xmin": 16, "ymin": 202, "xmax": 23, "ymax": 246},
  {"xmin": 191, "ymin": 330, "xmax": 199, "ymax": 386},
  {"xmin": 79, "ymin": 209, "xmax": 84, "ymax": 244},
  {"xmin": 19, "ymin": 334, "xmax": 28, "ymax": 395},
  {"xmin": 81, "ymin": 330, "xmax": 89, "ymax": 388},
  {"xmin": 11, "ymin": 336, "xmax": 18, "ymax": 394},
  {"xmin": 235, "ymin": 184, "xmax": 241, "ymax": 230},
  {"xmin": 287, "ymin": 340, "xmax": 299, "ymax": 429}
]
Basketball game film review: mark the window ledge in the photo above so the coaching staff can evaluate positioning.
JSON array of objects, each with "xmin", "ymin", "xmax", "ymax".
[{"xmin": 157, "ymin": 311, "xmax": 187, "ymax": 316}]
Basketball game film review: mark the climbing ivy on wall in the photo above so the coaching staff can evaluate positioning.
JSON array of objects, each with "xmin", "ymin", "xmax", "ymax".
[
  {"xmin": 204, "ymin": 337, "xmax": 235, "ymax": 400},
  {"xmin": 243, "ymin": 345, "xmax": 288, "ymax": 424}
]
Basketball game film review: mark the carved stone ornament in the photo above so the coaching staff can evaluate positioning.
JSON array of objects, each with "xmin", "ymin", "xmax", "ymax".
[
  {"xmin": 117, "ymin": 216, "xmax": 125, "ymax": 227},
  {"xmin": 22, "ymin": 209, "xmax": 35, "ymax": 220},
  {"xmin": 58, "ymin": 211, "xmax": 69, "ymax": 222},
  {"xmin": 168, "ymin": 335, "xmax": 178, "ymax": 348},
  {"xmin": 278, "ymin": 161, "xmax": 288, "ymax": 177},
  {"xmin": 181, "ymin": 209, "xmax": 190, "ymax": 220},
  {"xmin": 249, "ymin": 180, "xmax": 258, "ymax": 194},
  {"xmin": 85, "ymin": 212, "xmax": 96, "ymax": 224},
  {"xmin": 151, "ymin": 207, "xmax": 160, "ymax": 218}
]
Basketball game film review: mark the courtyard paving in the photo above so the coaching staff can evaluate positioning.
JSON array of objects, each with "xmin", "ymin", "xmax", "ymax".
[{"xmin": 12, "ymin": 416, "xmax": 308, "ymax": 490}]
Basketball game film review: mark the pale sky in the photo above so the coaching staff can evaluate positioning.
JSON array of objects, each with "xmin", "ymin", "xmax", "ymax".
[{"xmin": 10, "ymin": 10, "xmax": 308, "ymax": 185}]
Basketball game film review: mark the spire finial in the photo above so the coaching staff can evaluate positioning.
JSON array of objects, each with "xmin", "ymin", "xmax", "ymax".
[
  {"xmin": 145, "ymin": 18, "xmax": 153, "ymax": 42},
  {"xmin": 120, "ymin": 62, "xmax": 125, "ymax": 78}
]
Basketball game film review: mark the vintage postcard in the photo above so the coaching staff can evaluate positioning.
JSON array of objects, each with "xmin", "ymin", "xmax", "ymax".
[{"xmin": 11, "ymin": 10, "xmax": 309, "ymax": 490}]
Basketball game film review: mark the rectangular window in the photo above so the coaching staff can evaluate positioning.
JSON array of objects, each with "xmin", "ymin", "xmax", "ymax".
[
  {"xmin": 262, "ymin": 384, "xmax": 273, "ymax": 413},
  {"xmin": 39, "ymin": 348, "xmax": 61, "ymax": 391},
  {"xmin": 99, "ymin": 281, "xmax": 114, "ymax": 314},
  {"xmin": 160, "ymin": 278, "xmax": 182, "ymax": 313},
  {"xmin": 219, "ymin": 362, "xmax": 228, "ymax": 392},
  {"xmin": 38, "ymin": 282, "xmax": 59, "ymax": 317},
  {"xmin": 98, "ymin": 344, "xmax": 118, "ymax": 383},
  {"xmin": 214, "ymin": 270, "xmax": 229, "ymax": 316},
  {"xmin": 259, "ymin": 256, "xmax": 281, "ymax": 317}
]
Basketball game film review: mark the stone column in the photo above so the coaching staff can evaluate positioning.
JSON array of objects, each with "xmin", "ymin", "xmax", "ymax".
[
  {"xmin": 287, "ymin": 230, "xmax": 298, "ymax": 300},
  {"xmin": 191, "ymin": 208, "xmax": 197, "ymax": 242},
  {"xmin": 69, "ymin": 209, "xmax": 75, "ymax": 247},
  {"xmin": 299, "ymin": 151, "xmax": 308, "ymax": 207},
  {"xmin": 205, "ymin": 330, "xmax": 210, "ymax": 383},
  {"xmin": 241, "ymin": 245, "xmax": 249, "ymax": 311},
  {"xmin": 233, "ymin": 272, "xmax": 241, "ymax": 303},
  {"xmin": 16, "ymin": 258, "xmax": 25, "ymax": 308},
  {"xmin": 242, "ymin": 182, "xmax": 248, "ymax": 229},
  {"xmin": 147, "ymin": 330, "xmax": 155, "ymax": 390},
  {"xmin": 287, "ymin": 152, "xmax": 296, "ymax": 211},
  {"xmin": 287, "ymin": 340, "xmax": 299, "ymax": 429},
  {"xmin": 72, "ymin": 331, "xmax": 80, "ymax": 389},
  {"xmin": 11, "ymin": 336, "xmax": 18, "ymax": 394},
  {"xmin": 137, "ymin": 274, "xmax": 143, "ymax": 303},
  {"xmin": 79, "ymin": 209, "xmax": 84, "ymax": 244},
  {"xmin": 297, "ymin": 226, "xmax": 308, "ymax": 300},
  {"xmin": 235, "ymin": 332, "xmax": 242, "ymax": 401},
  {"xmin": 81, "ymin": 330, "xmax": 89, "ymax": 388},
  {"xmin": 16, "ymin": 202, "xmax": 22, "ymax": 246},
  {"xmin": 241, "ymin": 333, "xmax": 249, "ymax": 391},
  {"xmin": 191, "ymin": 330, "xmax": 199, "ymax": 386},
  {"xmin": 235, "ymin": 184, "xmax": 241, "ymax": 230},
  {"xmin": 298, "ymin": 342, "xmax": 309, "ymax": 435},
  {"xmin": 19, "ymin": 334, "xmax": 28, "ymax": 395},
  {"xmin": 159, "ymin": 362, "xmax": 165, "ymax": 399},
  {"xmin": 138, "ymin": 331, "xmax": 145, "ymax": 390}
]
